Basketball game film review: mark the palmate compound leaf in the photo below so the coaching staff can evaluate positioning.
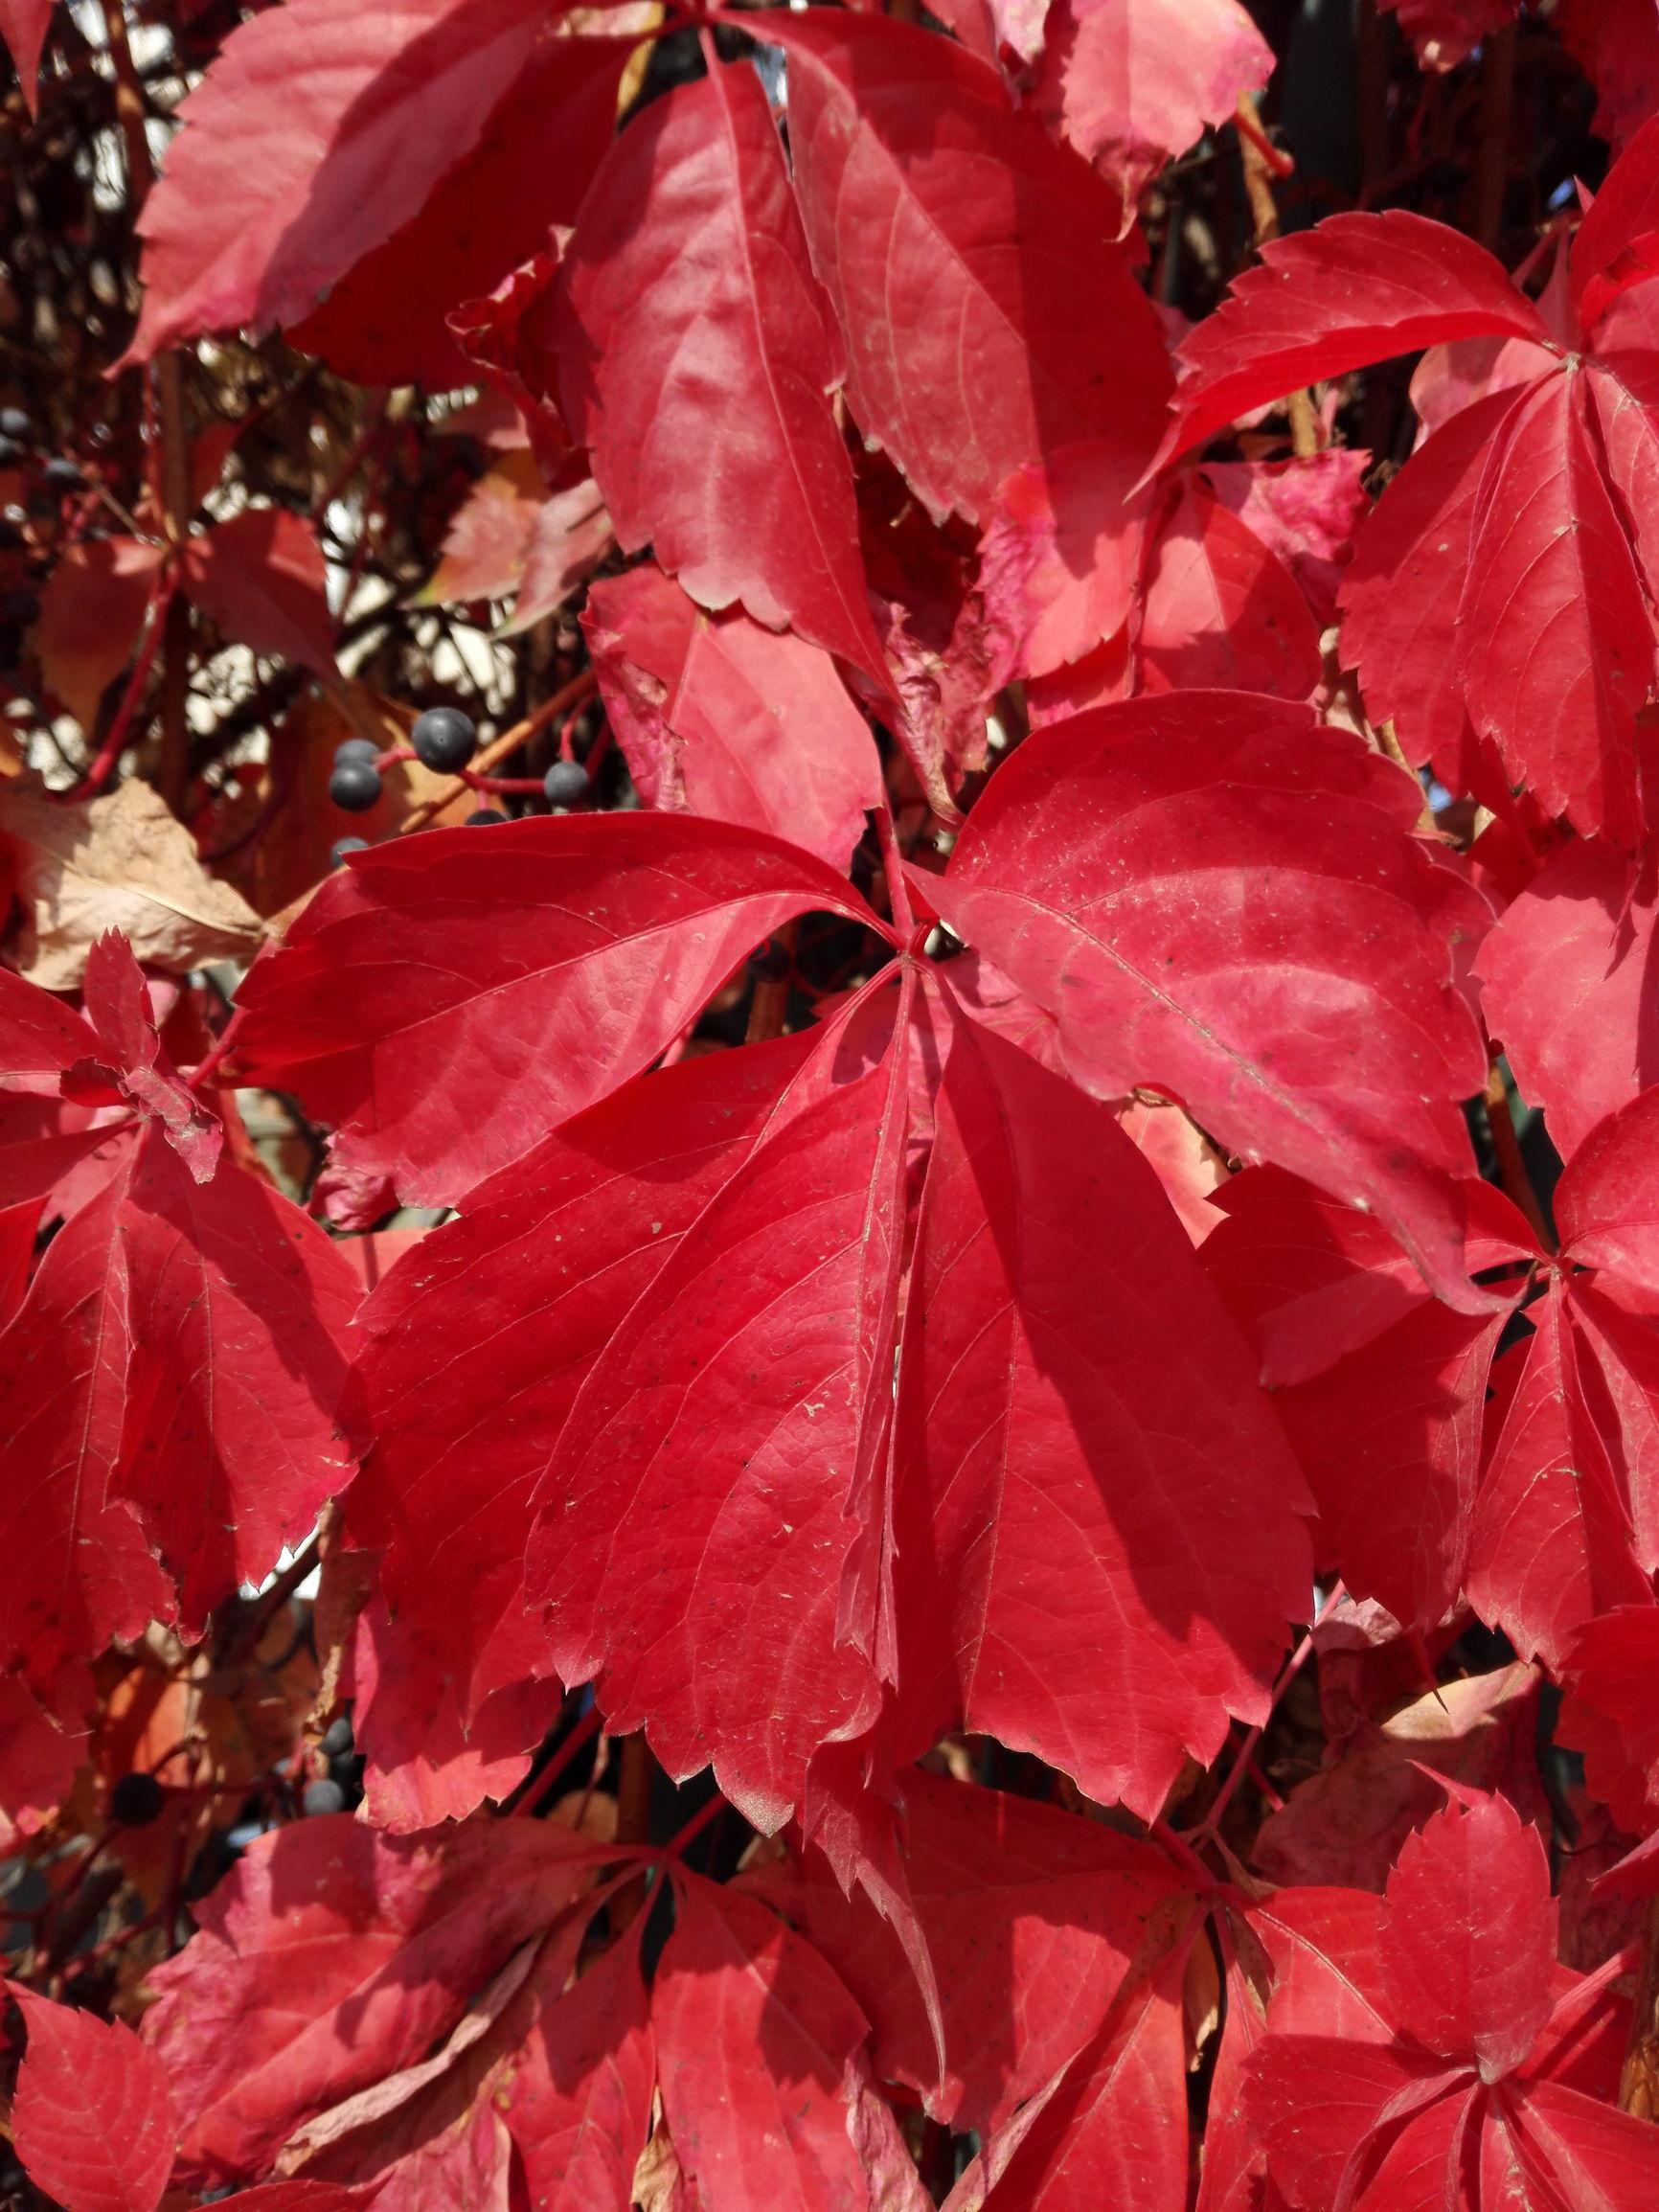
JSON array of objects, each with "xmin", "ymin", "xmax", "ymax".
[
  {"xmin": 743, "ymin": 1767, "xmax": 1190, "ymax": 2137},
  {"xmin": 1242, "ymin": 1793, "xmax": 1659, "ymax": 2212},
  {"xmin": 0, "ymin": 934, "xmax": 359, "ymax": 1688},
  {"xmin": 755, "ymin": 8, "xmax": 1173, "ymax": 528},
  {"xmin": 550, "ymin": 56, "xmax": 892, "ymax": 689},
  {"xmin": 140, "ymin": 1813, "xmax": 613, "ymax": 2183},
  {"xmin": 8, "ymin": 1984, "xmax": 176, "ymax": 2212},
  {"xmin": 928, "ymin": 691, "xmax": 1498, "ymax": 1313},
  {"xmin": 228, "ymin": 812, "xmax": 886, "ymax": 1209}
]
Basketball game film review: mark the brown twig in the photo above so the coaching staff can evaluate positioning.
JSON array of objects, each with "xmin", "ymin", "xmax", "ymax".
[
  {"xmin": 1620, "ymin": 1901, "xmax": 1659, "ymax": 2117},
  {"xmin": 1236, "ymin": 94, "xmax": 1319, "ymax": 459}
]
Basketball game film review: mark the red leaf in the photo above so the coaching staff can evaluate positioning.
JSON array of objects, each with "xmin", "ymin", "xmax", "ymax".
[
  {"xmin": 0, "ymin": 0, "xmax": 54, "ymax": 116},
  {"xmin": 78, "ymin": 931, "xmax": 221, "ymax": 1181},
  {"xmin": 1244, "ymin": 2036, "xmax": 1445, "ymax": 2212},
  {"xmin": 1556, "ymin": 1084, "xmax": 1659, "ymax": 1296},
  {"xmin": 345, "ymin": 1032, "xmax": 823, "ymax": 1730},
  {"xmin": 180, "ymin": 510, "xmax": 337, "ymax": 676},
  {"xmin": 143, "ymin": 1813, "xmax": 609, "ymax": 2182},
  {"xmin": 128, "ymin": 0, "xmax": 552, "ymax": 358},
  {"xmin": 1557, "ymin": 0, "xmax": 1659, "ymax": 156},
  {"xmin": 289, "ymin": 34, "xmax": 630, "ymax": 390},
  {"xmin": 506, "ymin": 477, "xmax": 612, "ymax": 631},
  {"xmin": 526, "ymin": 997, "xmax": 914, "ymax": 1828},
  {"xmin": 1376, "ymin": 0, "xmax": 1518, "ymax": 70},
  {"xmin": 1160, "ymin": 210, "xmax": 1549, "ymax": 467},
  {"xmin": 1338, "ymin": 387, "xmax": 1525, "ymax": 787},
  {"xmin": 1570, "ymin": 115, "xmax": 1659, "ymax": 331},
  {"xmin": 944, "ymin": 1949, "xmax": 1191, "ymax": 2212},
  {"xmin": 584, "ymin": 563, "xmax": 881, "ymax": 872},
  {"xmin": 1477, "ymin": 838, "xmax": 1659, "ymax": 1167},
  {"xmin": 763, "ymin": 9, "xmax": 1171, "ymax": 525},
  {"xmin": 229, "ymin": 814, "xmax": 882, "ymax": 1206},
  {"xmin": 1201, "ymin": 449, "xmax": 1373, "ymax": 628},
  {"xmin": 879, "ymin": 996, "xmax": 1311, "ymax": 1818},
  {"xmin": 979, "ymin": 438, "xmax": 1151, "ymax": 679},
  {"xmin": 932, "ymin": 692, "xmax": 1494, "ymax": 1311},
  {"xmin": 1377, "ymin": 1793, "xmax": 1556, "ymax": 2080},
  {"xmin": 34, "ymin": 536, "xmax": 166, "ymax": 734},
  {"xmin": 9, "ymin": 1985, "xmax": 176, "ymax": 2212},
  {"xmin": 1273, "ymin": 1301, "xmax": 1506, "ymax": 1635},
  {"xmin": 1467, "ymin": 1283, "xmax": 1653, "ymax": 1668},
  {"xmin": 1559, "ymin": 1605, "xmax": 1659, "ymax": 1838},
  {"xmin": 1455, "ymin": 368, "xmax": 1650, "ymax": 845},
  {"xmin": 1135, "ymin": 478, "xmax": 1323, "ymax": 699},
  {"xmin": 0, "ymin": 960, "xmax": 104, "ymax": 1093},
  {"xmin": 551, "ymin": 60, "xmax": 889, "ymax": 689},
  {"xmin": 652, "ymin": 1876, "xmax": 920, "ymax": 2212},
  {"xmin": 752, "ymin": 1768, "xmax": 1186, "ymax": 2133},
  {"xmin": 1030, "ymin": 0, "xmax": 1274, "ymax": 215},
  {"xmin": 496, "ymin": 1929, "xmax": 655, "ymax": 2212},
  {"xmin": 1507, "ymin": 2076, "xmax": 1659, "ymax": 2207}
]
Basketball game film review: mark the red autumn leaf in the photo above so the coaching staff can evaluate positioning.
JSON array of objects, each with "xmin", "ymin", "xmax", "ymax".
[
  {"xmin": 1475, "ymin": 837, "xmax": 1659, "ymax": 1167},
  {"xmin": 1159, "ymin": 210, "xmax": 1549, "ymax": 468},
  {"xmin": 948, "ymin": 1949, "xmax": 1191, "ymax": 2212},
  {"xmin": 1134, "ymin": 477, "xmax": 1323, "ymax": 699},
  {"xmin": 930, "ymin": 691, "xmax": 1494, "ymax": 1311},
  {"xmin": 1030, "ymin": 0, "xmax": 1274, "ymax": 216},
  {"xmin": 1557, "ymin": 0, "xmax": 1659, "ymax": 155},
  {"xmin": 0, "ymin": 957, "xmax": 107, "ymax": 1093},
  {"xmin": 1201, "ymin": 449, "xmax": 1373, "ymax": 629},
  {"xmin": 584, "ymin": 562, "xmax": 882, "ymax": 871},
  {"xmin": 228, "ymin": 813, "xmax": 883, "ymax": 1206},
  {"xmin": 1244, "ymin": 1794, "xmax": 1659, "ymax": 2211},
  {"xmin": 550, "ymin": 58, "xmax": 890, "ymax": 689},
  {"xmin": 1559, "ymin": 1606, "xmax": 1659, "ymax": 1838},
  {"xmin": 505, "ymin": 476, "xmax": 612, "ymax": 631},
  {"xmin": 417, "ymin": 450, "xmax": 548, "ymax": 606},
  {"xmin": 1467, "ymin": 1282, "xmax": 1653, "ymax": 1669},
  {"xmin": 0, "ymin": 0, "xmax": 54, "ymax": 116},
  {"xmin": 142, "ymin": 1813, "xmax": 609, "ymax": 2182},
  {"xmin": 1454, "ymin": 367, "xmax": 1650, "ymax": 844},
  {"xmin": 127, "ymin": 0, "xmax": 555, "ymax": 360},
  {"xmin": 979, "ymin": 439, "xmax": 1151, "ymax": 680},
  {"xmin": 763, "ymin": 9, "xmax": 1172, "ymax": 526},
  {"xmin": 344, "ymin": 1031, "xmax": 824, "ymax": 1745},
  {"xmin": 1554, "ymin": 1084, "xmax": 1659, "ymax": 1298},
  {"xmin": 75, "ymin": 930, "xmax": 221, "ymax": 1180},
  {"xmin": 8, "ymin": 1985, "xmax": 176, "ymax": 2212},
  {"xmin": 651, "ymin": 1875, "xmax": 924, "ymax": 2212},
  {"xmin": 179, "ymin": 510, "xmax": 338, "ymax": 677},
  {"xmin": 1339, "ymin": 388, "xmax": 1528, "ymax": 789},
  {"xmin": 34, "ymin": 536, "xmax": 167, "ymax": 734},
  {"xmin": 752, "ymin": 1767, "xmax": 1187, "ymax": 2134},
  {"xmin": 1376, "ymin": 0, "xmax": 1519, "ymax": 70},
  {"xmin": 289, "ymin": 34, "xmax": 631, "ymax": 390},
  {"xmin": 876, "ymin": 994, "xmax": 1313, "ymax": 1819},
  {"xmin": 525, "ymin": 992, "xmax": 913, "ymax": 1828}
]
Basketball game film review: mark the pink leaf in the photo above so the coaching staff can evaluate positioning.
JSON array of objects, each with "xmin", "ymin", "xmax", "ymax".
[
  {"xmin": 1556, "ymin": 1084, "xmax": 1659, "ymax": 1297},
  {"xmin": 9, "ymin": 1985, "xmax": 176, "ymax": 2212}
]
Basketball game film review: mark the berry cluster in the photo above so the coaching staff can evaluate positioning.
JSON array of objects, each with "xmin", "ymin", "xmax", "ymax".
[{"xmin": 327, "ymin": 707, "xmax": 589, "ymax": 864}]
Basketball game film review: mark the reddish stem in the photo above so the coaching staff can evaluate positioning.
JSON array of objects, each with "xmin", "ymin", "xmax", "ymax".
[
  {"xmin": 660, "ymin": 1790, "xmax": 728, "ymax": 1862},
  {"xmin": 64, "ymin": 581, "xmax": 172, "ymax": 801},
  {"xmin": 1191, "ymin": 1580, "xmax": 1345, "ymax": 1847},
  {"xmin": 509, "ymin": 1703, "xmax": 606, "ymax": 1819}
]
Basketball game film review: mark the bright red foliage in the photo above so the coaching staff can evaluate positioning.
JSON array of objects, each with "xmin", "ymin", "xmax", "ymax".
[{"xmin": 7, "ymin": 0, "xmax": 1659, "ymax": 2204}]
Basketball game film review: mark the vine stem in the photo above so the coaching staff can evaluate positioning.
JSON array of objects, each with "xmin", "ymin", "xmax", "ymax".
[
  {"xmin": 1236, "ymin": 94, "xmax": 1319, "ymax": 459},
  {"xmin": 396, "ymin": 669, "xmax": 596, "ymax": 835},
  {"xmin": 1190, "ymin": 1579, "xmax": 1346, "ymax": 1847},
  {"xmin": 1619, "ymin": 1901, "xmax": 1659, "ymax": 2116},
  {"xmin": 506, "ymin": 1702, "xmax": 605, "ymax": 1819},
  {"xmin": 64, "ymin": 581, "xmax": 171, "ymax": 799}
]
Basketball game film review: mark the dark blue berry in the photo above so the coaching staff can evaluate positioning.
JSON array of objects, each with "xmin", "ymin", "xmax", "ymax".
[
  {"xmin": 110, "ymin": 1771, "xmax": 166, "ymax": 1826},
  {"xmin": 303, "ymin": 1776, "xmax": 346, "ymax": 1816},
  {"xmin": 330, "ymin": 836, "xmax": 370, "ymax": 868},
  {"xmin": 0, "ymin": 409, "xmax": 31, "ymax": 443},
  {"xmin": 42, "ymin": 457, "xmax": 85, "ymax": 491},
  {"xmin": 411, "ymin": 706, "xmax": 477, "ymax": 772},
  {"xmin": 332, "ymin": 737, "xmax": 379, "ymax": 770},
  {"xmin": 465, "ymin": 808, "xmax": 509, "ymax": 827},
  {"xmin": 321, "ymin": 1714, "xmax": 353, "ymax": 1760},
  {"xmin": 329, "ymin": 759, "xmax": 382, "ymax": 812},
  {"xmin": 542, "ymin": 759, "xmax": 587, "ymax": 807},
  {"xmin": 0, "ymin": 439, "xmax": 20, "ymax": 469}
]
